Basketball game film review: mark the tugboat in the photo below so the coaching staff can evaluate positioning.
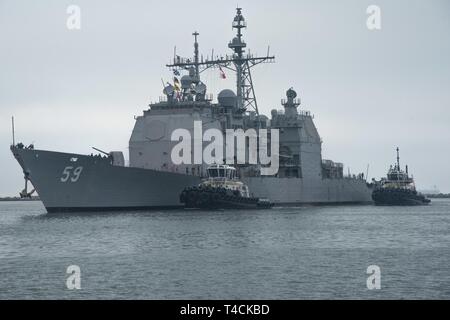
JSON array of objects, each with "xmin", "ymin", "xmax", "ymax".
[
  {"xmin": 180, "ymin": 164, "xmax": 273, "ymax": 209},
  {"xmin": 372, "ymin": 148, "xmax": 430, "ymax": 206}
]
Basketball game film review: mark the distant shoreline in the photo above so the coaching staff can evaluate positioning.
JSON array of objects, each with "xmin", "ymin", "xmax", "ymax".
[
  {"xmin": 0, "ymin": 197, "xmax": 41, "ymax": 202},
  {"xmin": 425, "ymin": 193, "xmax": 450, "ymax": 199}
]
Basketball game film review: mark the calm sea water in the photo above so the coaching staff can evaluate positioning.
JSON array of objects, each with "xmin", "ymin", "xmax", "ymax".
[{"xmin": 1, "ymin": 200, "xmax": 450, "ymax": 299}]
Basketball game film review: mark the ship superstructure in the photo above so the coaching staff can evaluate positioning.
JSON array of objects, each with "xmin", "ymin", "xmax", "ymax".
[
  {"xmin": 129, "ymin": 7, "xmax": 275, "ymax": 176},
  {"xmin": 10, "ymin": 8, "xmax": 372, "ymax": 212}
]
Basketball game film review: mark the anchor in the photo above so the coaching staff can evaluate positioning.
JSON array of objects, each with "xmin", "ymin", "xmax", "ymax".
[{"xmin": 19, "ymin": 172, "xmax": 35, "ymax": 199}]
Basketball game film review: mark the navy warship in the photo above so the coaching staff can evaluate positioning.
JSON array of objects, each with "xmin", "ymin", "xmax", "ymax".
[
  {"xmin": 372, "ymin": 148, "xmax": 430, "ymax": 206},
  {"xmin": 10, "ymin": 8, "xmax": 373, "ymax": 213}
]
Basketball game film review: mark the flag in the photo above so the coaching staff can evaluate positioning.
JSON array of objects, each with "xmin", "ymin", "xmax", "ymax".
[
  {"xmin": 173, "ymin": 77, "xmax": 181, "ymax": 91},
  {"xmin": 173, "ymin": 69, "xmax": 180, "ymax": 76},
  {"xmin": 219, "ymin": 66, "xmax": 226, "ymax": 79}
]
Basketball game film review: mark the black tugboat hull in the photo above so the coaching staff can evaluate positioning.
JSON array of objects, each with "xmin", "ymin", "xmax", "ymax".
[
  {"xmin": 180, "ymin": 187, "xmax": 273, "ymax": 209},
  {"xmin": 372, "ymin": 189, "xmax": 431, "ymax": 206}
]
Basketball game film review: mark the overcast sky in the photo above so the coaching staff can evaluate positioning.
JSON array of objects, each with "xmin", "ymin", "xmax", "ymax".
[{"xmin": 1, "ymin": 0, "xmax": 449, "ymax": 196}]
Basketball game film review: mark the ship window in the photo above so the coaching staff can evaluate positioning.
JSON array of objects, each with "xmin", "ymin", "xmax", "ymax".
[{"xmin": 208, "ymin": 169, "xmax": 217, "ymax": 177}]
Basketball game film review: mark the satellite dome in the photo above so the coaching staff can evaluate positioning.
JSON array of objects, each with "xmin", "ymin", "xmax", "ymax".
[
  {"xmin": 180, "ymin": 75, "xmax": 193, "ymax": 89},
  {"xmin": 218, "ymin": 89, "xmax": 235, "ymax": 98},
  {"xmin": 218, "ymin": 89, "xmax": 237, "ymax": 107}
]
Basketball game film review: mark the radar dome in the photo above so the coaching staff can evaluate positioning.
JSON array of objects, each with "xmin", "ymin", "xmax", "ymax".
[
  {"xmin": 286, "ymin": 88, "xmax": 297, "ymax": 99},
  {"xmin": 180, "ymin": 75, "xmax": 193, "ymax": 89},
  {"xmin": 218, "ymin": 89, "xmax": 237, "ymax": 107}
]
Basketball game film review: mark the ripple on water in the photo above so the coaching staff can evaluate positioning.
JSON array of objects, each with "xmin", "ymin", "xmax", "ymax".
[{"xmin": 0, "ymin": 199, "xmax": 450, "ymax": 299}]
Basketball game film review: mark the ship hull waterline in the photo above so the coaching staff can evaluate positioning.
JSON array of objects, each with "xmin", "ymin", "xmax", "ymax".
[{"xmin": 11, "ymin": 147, "xmax": 373, "ymax": 213}]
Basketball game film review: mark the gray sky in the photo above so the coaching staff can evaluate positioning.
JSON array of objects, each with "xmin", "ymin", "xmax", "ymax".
[{"xmin": 1, "ymin": 0, "xmax": 449, "ymax": 196}]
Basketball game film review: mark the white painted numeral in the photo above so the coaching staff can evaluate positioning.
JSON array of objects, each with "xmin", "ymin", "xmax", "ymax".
[
  {"xmin": 61, "ymin": 166, "xmax": 83, "ymax": 182},
  {"xmin": 61, "ymin": 166, "xmax": 73, "ymax": 182},
  {"xmin": 71, "ymin": 166, "xmax": 83, "ymax": 182}
]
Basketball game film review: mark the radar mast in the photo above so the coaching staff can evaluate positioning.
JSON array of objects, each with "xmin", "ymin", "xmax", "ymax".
[
  {"xmin": 193, "ymin": 31, "xmax": 200, "ymax": 83},
  {"xmin": 166, "ymin": 8, "xmax": 275, "ymax": 114}
]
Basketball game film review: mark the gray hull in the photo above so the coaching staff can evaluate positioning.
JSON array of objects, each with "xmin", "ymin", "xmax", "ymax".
[
  {"xmin": 12, "ymin": 147, "xmax": 200, "ymax": 212},
  {"xmin": 244, "ymin": 177, "xmax": 373, "ymax": 204},
  {"xmin": 11, "ymin": 147, "xmax": 373, "ymax": 213}
]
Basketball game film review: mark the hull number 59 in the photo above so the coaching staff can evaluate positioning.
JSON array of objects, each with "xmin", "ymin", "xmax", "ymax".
[{"xmin": 61, "ymin": 166, "xmax": 83, "ymax": 182}]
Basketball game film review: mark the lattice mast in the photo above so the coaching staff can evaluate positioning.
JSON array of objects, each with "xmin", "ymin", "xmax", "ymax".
[{"xmin": 166, "ymin": 8, "xmax": 275, "ymax": 115}]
